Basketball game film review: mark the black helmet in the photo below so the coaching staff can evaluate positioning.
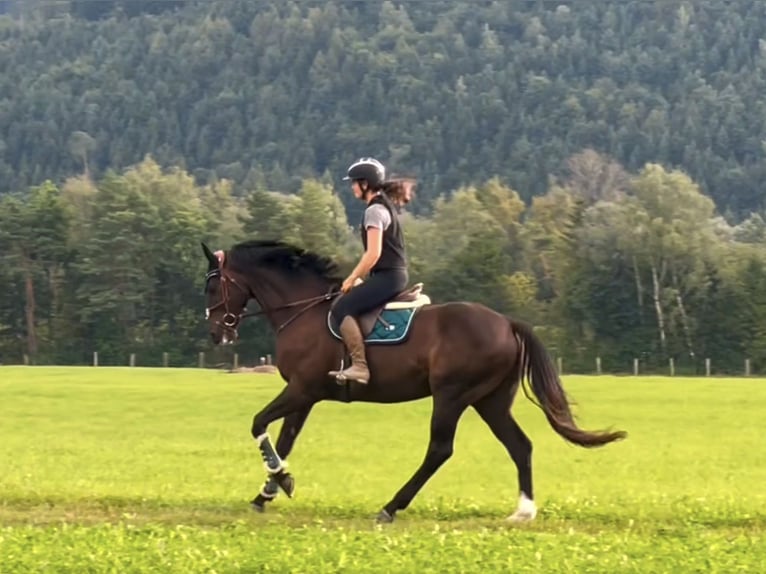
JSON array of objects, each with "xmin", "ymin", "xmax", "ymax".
[{"xmin": 342, "ymin": 157, "xmax": 386, "ymax": 188}]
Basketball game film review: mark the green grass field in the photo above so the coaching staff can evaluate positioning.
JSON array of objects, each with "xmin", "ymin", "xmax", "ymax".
[{"xmin": 0, "ymin": 367, "xmax": 764, "ymax": 573}]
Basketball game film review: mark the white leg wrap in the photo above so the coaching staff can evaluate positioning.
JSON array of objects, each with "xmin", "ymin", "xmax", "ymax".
[
  {"xmin": 263, "ymin": 460, "xmax": 287, "ymax": 474},
  {"xmin": 255, "ymin": 432, "xmax": 288, "ymax": 474},
  {"xmin": 259, "ymin": 485, "xmax": 278, "ymax": 499}
]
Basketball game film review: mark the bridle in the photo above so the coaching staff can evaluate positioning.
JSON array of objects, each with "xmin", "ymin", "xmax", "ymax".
[{"xmin": 204, "ymin": 267, "xmax": 339, "ymax": 337}]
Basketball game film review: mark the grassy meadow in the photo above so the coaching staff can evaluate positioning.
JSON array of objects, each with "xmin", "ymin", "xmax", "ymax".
[{"xmin": 0, "ymin": 366, "xmax": 764, "ymax": 573}]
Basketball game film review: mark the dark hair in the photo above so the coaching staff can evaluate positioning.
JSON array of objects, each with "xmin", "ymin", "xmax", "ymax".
[{"xmin": 380, "ymin": 177, "xmax": 416, "ymax": 207}]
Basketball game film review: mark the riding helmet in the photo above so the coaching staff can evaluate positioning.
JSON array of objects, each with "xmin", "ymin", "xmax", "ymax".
[{"xmin": 343, "ymin": 157, "xmax": 386, "ymax": 187}]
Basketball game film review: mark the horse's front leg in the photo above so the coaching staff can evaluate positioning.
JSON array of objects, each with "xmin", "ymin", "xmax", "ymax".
[
  {"xmin": 251, "ymin": 404, "xmax": 314, "ymax": 512},
  {"xmin": 249, "ymin": 386, "xmax": 313, "ymax": 509}
]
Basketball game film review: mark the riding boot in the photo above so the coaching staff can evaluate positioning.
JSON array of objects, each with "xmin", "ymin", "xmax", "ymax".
[{"xmin": 329, "ymin": 316, "xmax": 370, "ymax": 384}]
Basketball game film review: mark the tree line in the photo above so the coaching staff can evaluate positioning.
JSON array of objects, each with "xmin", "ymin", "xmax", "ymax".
[{"xmin": 2, "ymin": 152, "xmax": 766, "ymax": 374}]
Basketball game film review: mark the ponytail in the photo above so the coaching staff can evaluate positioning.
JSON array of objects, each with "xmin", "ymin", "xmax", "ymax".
[{"xmin": 380, "ymin": 177, "xmax": 417, "ymax": 208}]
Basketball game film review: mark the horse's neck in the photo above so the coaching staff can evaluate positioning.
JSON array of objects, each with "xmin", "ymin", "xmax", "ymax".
[{"xmin": 253, "ymin": 272, "xmax": 333, "ymax": 330}]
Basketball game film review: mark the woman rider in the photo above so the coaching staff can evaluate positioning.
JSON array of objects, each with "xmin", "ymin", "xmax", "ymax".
[{"xmin": 328, "ymin": 157, "xmax": 413, "ymax": 384}]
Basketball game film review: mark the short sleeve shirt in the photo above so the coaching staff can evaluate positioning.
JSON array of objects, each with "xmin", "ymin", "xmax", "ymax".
[{"xmin": 363, "ymin": 203, "xmax": 392, "ymax": 231}]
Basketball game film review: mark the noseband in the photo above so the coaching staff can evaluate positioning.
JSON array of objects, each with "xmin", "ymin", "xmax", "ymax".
[
  {"xmin": 205, "ymin": 268, "xmax": 251, "ymax": 336},
  {"xmin": 205, "ymin": 267, "xmax": 338, "ymax": 336}
]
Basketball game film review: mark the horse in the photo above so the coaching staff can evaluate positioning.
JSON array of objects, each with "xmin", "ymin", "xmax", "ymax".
[{"xmin": 200, "ymin": 239, "xmax": 626, "ymax": 523}]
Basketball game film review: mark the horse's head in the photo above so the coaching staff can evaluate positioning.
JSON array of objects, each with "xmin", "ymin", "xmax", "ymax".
[
  {"xmin": 201, "ymin": 239, "xmax": 344, "ymax": 343},
  {"xmin": 201, "ymin": 241, "xmax": 251, "ymax": 344}
]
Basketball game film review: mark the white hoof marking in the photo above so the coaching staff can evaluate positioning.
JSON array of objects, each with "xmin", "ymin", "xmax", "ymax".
[{"xmin": 507, "ymin": 492, "xmax": 537, "ymax": 522}]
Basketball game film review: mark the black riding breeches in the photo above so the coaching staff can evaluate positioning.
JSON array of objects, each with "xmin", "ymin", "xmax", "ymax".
[{"xmin": 331, "ymin": 268, "xmax": 409, "ymax": 324}]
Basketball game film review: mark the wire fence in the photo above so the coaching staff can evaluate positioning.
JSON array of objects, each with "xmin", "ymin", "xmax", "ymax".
[
  {"xmin": 553, "ymin": 355, "xmax": 759, "ymax": 378},
  {"xmin": 3, "ymin": 348, "xmax": 765, "ymax": 378},
  {"xmin": 1, "ymin": 347, "xmax": 275, "ymax": 371}
]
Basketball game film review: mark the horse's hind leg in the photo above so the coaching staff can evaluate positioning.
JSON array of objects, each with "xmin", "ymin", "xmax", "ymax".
[
  {"xmin": 251, "ymin": 405, "xmax": 314, "ymax": 512},
  {"xmin": 472, "ymin": 383, "xmax": 537, "ymax": 522},
  {"xmin": 377, "ymin": 393, "xmax": 467, "ymax": 523}
]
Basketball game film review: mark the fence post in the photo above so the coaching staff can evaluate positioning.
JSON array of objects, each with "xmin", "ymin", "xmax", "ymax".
[
  {"xmin": 129, "ymin": 353, "xmax": 136, "ymax": 367},
  {"xmin": 198, "ymin": 352, "xmax": 205, "ymax": 368},
  {"xmin": 556, "ymin": 357, "xmax": 563, "ymax": 374},
  {"xmin": 596, "ymin": 356, "xmax": 602, "ymax": 375},
  {"xmin": 23, "ymin": 354, "xmax": 29, "ymax": 365},
  {"xmin": 633, "ymin": 358, "xmax": 638, "ymax": 376},
  {"xmin": 267, "ymin": 354, "xmax": 273, "ymax": 365},
  {"xmin": 745, "ymin": 358, "xmax": 751, "ymax": 377},
  {"xmin": 669, "ymin": 357, "xmax": 675, "ymax": 377},
  {"xmin": 233, "ymin": 353, "xmax": 239, "ymax": 370},
  {"xmin": 93, "ymin": 351, "xmax": 98, "ymax": 367},
  {"xmin": 163, "ymin": 352, "xmax": 169, "ymax": 367},
  {"xmin": 705, "ymin": 358, "xmax": 711, "ymax": 377}
]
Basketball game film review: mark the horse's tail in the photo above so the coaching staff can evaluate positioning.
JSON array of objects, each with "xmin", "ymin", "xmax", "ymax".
[{"xmin": 509, "ymin": 318, "xmax": 627, "ymax": 448}]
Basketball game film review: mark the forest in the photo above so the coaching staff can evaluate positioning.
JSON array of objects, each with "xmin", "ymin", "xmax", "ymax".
[{"xmin": 1, "ymin": 0, "xmax": 766, "ymax": 372}]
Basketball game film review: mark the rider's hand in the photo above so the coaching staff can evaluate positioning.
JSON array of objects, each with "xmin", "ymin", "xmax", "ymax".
[{"xmin": 341, "ymin": 276, "xmax": 357, "ymax": 293}]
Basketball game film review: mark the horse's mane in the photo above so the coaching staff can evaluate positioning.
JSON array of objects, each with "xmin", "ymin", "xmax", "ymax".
[{"xmin": 227, "ymin": 239, "xmax": 343, "ymax": 284}]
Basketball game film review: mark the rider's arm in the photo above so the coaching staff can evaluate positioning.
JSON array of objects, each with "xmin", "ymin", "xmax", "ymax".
[{"xmin": 349, "ymin": 227, "xmax": 382, "ymax": 280}]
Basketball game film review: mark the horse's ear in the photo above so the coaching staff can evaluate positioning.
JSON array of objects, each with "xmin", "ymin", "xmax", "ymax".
[{"xmin": 201, "ymin": 242, "xmax": 218, "ymax": 268}]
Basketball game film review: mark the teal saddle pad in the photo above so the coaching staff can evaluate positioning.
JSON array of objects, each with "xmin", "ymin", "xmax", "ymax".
[{"xmin": 327, "ymin": 308, "xmax": 418, "ymax": 345}]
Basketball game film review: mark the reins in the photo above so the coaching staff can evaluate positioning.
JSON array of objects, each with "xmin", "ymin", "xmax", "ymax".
[
  {"xmin": 242, "ymin": 290, "xmax": 339, "ymax": 333},
  {"xmin": 206, "ymin": 267, "xmax": 339, "ymax": 334}
]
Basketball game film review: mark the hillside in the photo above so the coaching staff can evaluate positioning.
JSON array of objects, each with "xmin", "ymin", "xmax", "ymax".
[{"xmin": 1, "ymin": 0, "xmax": 765, "ymax": 217}]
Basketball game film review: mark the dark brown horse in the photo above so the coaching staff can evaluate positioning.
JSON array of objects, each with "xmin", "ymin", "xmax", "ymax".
[{"xmin": 201, "ymin": 239, "xmax": 626, "ymax": 523}]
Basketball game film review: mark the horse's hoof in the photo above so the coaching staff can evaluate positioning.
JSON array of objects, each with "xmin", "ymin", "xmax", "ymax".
[
  {"xmin": 376, "ymin": 509, "xmax": 395, "ymax": 524},
  {"xmin": 506, "ymin": 509, "xmax": 536, "ymax": 523},
  {"xmin": 276, "ymin": 471, "xmax": 295, "ymax": 498},
  {"xmin": 251, "ymin": 500, "xmax": 266, "ymax": 513}
]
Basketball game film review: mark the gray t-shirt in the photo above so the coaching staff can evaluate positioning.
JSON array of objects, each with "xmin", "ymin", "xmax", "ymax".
[{"xmin": 363, "ymin": 203, "xmax": 392, "ymax": 231}]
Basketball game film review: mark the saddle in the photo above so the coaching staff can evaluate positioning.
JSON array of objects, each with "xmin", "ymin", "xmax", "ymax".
[{"xmin": 356, "ymin": 282, "xmax": 431, "ymax": 337}]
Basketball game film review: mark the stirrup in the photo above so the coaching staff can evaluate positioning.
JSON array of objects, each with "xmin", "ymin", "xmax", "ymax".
[
  {"xmin": 328, "ymin": 359, "xmax": 369, "ymax": 384},
  {"xmin": 329, "ymin": 359, "xmax": 346, "ymax": 383}
]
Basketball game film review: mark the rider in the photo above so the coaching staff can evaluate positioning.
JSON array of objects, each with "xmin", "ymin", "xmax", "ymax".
[{"xmin": 328, "ymin": 157, "xmax": 411, "ymax": 384}]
